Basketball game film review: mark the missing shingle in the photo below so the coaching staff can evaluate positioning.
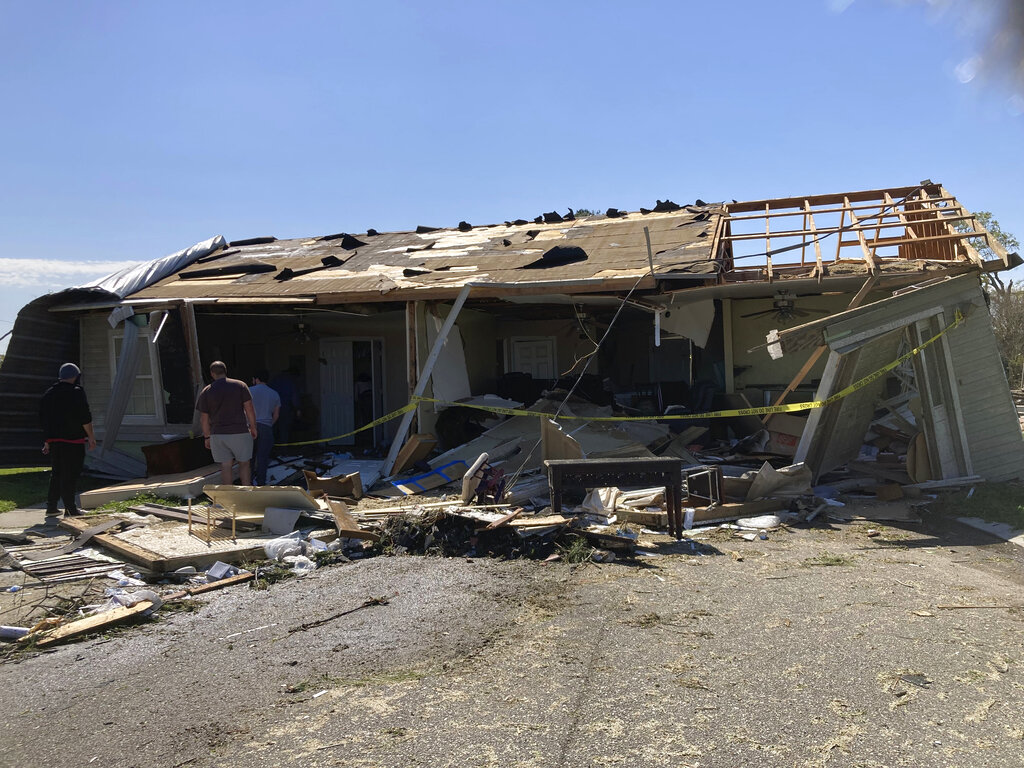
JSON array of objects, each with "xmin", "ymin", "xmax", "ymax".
[
  {"xmin": 320, "ymin": 233, "xmax": 366, "ymax": 249},
  {"xmin": 522, "ymin": 245, "xmax": 588, "ymax": 269},
  {"xmin": 227, "ymin": 236, "xmax": 277, "ymax": 247}
]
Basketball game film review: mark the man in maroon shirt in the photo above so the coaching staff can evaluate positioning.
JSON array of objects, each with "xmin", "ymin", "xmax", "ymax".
[{"xmin": 196, "ymin": 361, "xmax": 258, "ymax": 484}]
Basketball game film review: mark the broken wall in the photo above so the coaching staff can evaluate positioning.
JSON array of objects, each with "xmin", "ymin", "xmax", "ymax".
[
  {"xmin": 730, "ymin": 293, "xmax": 852, "ymax": 399},
  {"xmin": 783, "ymin": 274, "xmax": 1024, "ymax": 483}
]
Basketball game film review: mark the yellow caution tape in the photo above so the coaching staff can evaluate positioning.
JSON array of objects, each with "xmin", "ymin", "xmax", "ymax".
[
  {"xmin": 415, "ymin": 309, "xmax": 965, "ymax": 421},
  {"xmin": 275, "ymin": 402, "xmax": 416, "ymax": 447},
  {"xmin": 276, "ymin": 309, "xmax": 964, "ymax": 445}
]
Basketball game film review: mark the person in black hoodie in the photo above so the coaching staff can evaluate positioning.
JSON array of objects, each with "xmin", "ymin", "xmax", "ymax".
[{"xmin": 39, "ymin": 363, "xmax": 97, "ymax": 519}]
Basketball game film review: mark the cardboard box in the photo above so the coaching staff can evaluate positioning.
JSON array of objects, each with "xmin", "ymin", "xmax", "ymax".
[{"xmin": 766, "ymin": 414, "xmax": 807, "ymax": 456}]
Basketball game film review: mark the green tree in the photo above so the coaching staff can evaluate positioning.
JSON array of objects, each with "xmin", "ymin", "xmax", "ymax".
[{"xmin": 968, "ymin": 211, "xmax": 1024, "ymax": 384}]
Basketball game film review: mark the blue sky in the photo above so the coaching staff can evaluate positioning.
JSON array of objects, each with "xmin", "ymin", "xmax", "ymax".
[{"xmin": 2, "ymin": 0, "xmax": 1022, "ymax": 353}]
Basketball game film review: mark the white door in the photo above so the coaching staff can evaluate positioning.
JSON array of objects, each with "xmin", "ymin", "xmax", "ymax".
[
  {"xmin": 320, "ymin": 339, "xmax": 354, "ymax": 444},
  {"xmin": 510, "ymin": 338, "xmax": 556, "ymax": 379}
]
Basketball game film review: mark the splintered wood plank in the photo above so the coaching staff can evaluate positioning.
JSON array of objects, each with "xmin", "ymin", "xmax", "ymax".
[
  {"xmin": 326, "ymin": 498, "xmax": 380, "ymax": 542},
  {"xmin": 164, "ymin": 572, "xmax": 255, "ymax": 601},
  {"xmin": 509, "ymin": 514, "xmax": 572, "ymax": 528},
  {"xmin": 765, "ymin": 203, "xmax": 773, "ymax": 283},
  {"xmin": 30, "ymin": 601, "xmax": 155, "ymax": 648},
  {"xmin": 59, "ymin": 516, "xmax": 167, "ymax": 570}
]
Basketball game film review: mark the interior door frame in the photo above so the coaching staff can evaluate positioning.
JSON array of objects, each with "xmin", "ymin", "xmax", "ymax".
[
  {"xmin": 319, "ymin": 336, "xmax": 387, "ymax": 446},
  {"xmin": 506, "ymin": 336, "xmax": 557, "ymax": 379}
]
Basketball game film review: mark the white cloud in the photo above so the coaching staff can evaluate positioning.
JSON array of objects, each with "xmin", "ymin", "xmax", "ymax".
[{"xmin": 0, "ymin": 257, "xmax": 143, "ymax": 289}]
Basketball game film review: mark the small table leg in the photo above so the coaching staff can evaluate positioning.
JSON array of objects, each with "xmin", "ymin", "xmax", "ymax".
[{"xmin": 549, "ymin": 468, "xmax": 563, "ymax": 516}]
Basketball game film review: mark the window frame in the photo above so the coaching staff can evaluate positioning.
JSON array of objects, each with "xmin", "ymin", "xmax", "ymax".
[{"xmin": 108, "ymin": 327, "xmax": 166, "ymax": 425}]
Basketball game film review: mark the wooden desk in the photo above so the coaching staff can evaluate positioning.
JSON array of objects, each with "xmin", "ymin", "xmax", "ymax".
[{"xmin": 544, "ymin": 457, "xmax": 685, "ymax": 539}]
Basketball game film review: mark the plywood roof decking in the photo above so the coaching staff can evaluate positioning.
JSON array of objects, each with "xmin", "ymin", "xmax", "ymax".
[
  {"xmin": 120, "ymin": 183, "xmax": 1010, "ymax": 305},
  {"xmin": 129, "ymin": 207, "xmax": 724, "ymax": 303}
]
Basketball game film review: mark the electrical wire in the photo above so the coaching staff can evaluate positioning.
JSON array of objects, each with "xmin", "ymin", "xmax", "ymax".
[{"xmin": 505, "ymin": 271, "xmax": 650, "ymax": 491}]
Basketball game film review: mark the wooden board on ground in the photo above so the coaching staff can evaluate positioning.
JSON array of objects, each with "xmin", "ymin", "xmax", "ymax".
[
  {"xmin": 19, "ymin": 518, "xmax": 127, "ymax": 561},
  {"xmin": 692, "ymin": 498, "xmax": 787, "ymax": 523},
  {"xmin": 30, "ymin": 601, "xmax": 155, "ymax": 648},
  {"xmin": 619, "ymin": 508, "xmax": 669, "ymax": 527},
  {"xmin": 60, "ymin": 515, "xmax": 338, "ymax": 573},
  {"xmin": 80, "ymin": 464, "xmax": 229, "ymax": 509},
  {"xmin": 303, "ymin": 470, "xmax": 363, "ymax": 500},
  {"xmin": 509, "ymin": 514, "xmax": 572, "ymax": 529},
  {"xmin": 164, "ymin": 572, "xmax": 255, "ymax": 600},
  {"xmin": 325, "ymin": 498, "xmax": 380, "ymax": 542},
  {"xmin": 391, "ymin": 433, "xmax": 438, "ymax": 475}
]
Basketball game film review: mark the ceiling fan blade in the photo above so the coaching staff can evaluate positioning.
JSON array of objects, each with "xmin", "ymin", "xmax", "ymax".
[{"xmin": 740, "ymin": 309, "xmax": 777, "ymax": 318}]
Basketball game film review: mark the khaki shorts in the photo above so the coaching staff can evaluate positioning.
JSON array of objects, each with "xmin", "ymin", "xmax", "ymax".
[{"xmin": 210, "ymin": 432, "xmax": 253, "ymax": 463}]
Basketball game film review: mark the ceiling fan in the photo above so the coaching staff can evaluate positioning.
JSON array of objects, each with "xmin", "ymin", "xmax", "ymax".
[
  {"xmin": 740, "ymin": 290, "xmax": 830, "ymax": 323},
  {"xmin": 267, "ymin": 319, "xmax": 318, "ymax": 344}
]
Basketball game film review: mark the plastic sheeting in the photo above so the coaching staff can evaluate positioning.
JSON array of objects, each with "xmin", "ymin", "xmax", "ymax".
[{"xmin": 79, "ymin": 235, "xmax": 226, "ymax": 299}]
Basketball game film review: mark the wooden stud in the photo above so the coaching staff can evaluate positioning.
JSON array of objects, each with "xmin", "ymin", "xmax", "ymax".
[
  {"xmin": 382, "ymin": 284, "xmax": 472, "ymax": 477},
  {"xmin": 30, "ymin": 601, "xmax": 155, "ymax": 648},
  {"xmin": 804, "ymin": 200, "xmax": 824, "ymax": 281},
  {"xmin": 833, "ymin": 202, "xmax": 847, "ymax": 265},
  {"xmin": 846, "ymin": 197, "xmax": 879, "ymax": 274}
]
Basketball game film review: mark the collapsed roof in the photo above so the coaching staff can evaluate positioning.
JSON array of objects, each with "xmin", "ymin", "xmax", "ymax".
[{"xmin": 108, "ymin": 182, "xmax": 1018, "ymax": 307}]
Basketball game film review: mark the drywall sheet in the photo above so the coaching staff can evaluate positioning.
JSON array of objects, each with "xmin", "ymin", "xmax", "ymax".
[
  {"xmin": 427, "ymin": 312, "xmax": 471, "ymax": 404},
  {"xmin": 661, "ymin": 299, "xmax": 715, "ymax": 348}
]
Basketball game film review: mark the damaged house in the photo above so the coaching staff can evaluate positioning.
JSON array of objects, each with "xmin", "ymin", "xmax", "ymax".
[{"xmin": 1, "ymin": 181, "xmax": 1021, "ymax": 492}]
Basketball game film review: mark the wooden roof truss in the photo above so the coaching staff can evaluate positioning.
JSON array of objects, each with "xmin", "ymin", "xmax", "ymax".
[{"xmin": 717, "ymin": 183, "xmax": 1011, "ymax": 283}]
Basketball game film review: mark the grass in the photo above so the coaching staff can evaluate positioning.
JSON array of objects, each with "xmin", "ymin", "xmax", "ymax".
[
  {"xmin": 0, "ymin": 467, "xmax": 50, "ymax": 513},
  {"xmin": 556, "ymin": 534, "xmax": 595, "ymax": 564},
  {"xmin": 95, "ymin": 492, "xmax": 184, "ymax": 515},
  {"xmin": 0, "ymin": 466, "xmax": 124, "ymax": 514},
  {"xmin": 250, "ymin": 562, "xmax": 295, "ymax": 590},
  {"xmin": 931, "ymin": 482, "xmax": 1024, "ymax": 529}
]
